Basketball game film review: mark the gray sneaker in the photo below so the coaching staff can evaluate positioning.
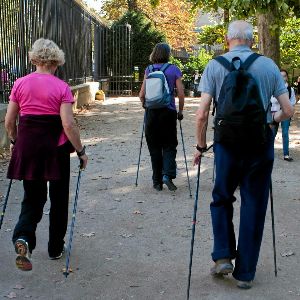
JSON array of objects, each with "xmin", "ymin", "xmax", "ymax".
[
  {"xmin": 210, "ymin": 259, "xmax": 234, "ymax": 276},
  {"xmin": 237, "ymin": 280, "xmax": 253, "ymax": 289}
]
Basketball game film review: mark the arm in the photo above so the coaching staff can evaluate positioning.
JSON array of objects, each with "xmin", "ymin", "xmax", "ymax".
[
  {"xmin": 5, "ymin": 101, "xmax": 19, "ymax": 142},
  {"xmin": 175, "ymin": 77, "xmax": 185, "ymax": 113},
  {"xmin": 60, "ymin": 103, "xmax": 88, "ymax": 168},
  {"xmin": 193, "ymin": 92, "xmax": 212, "ymax": 165},
  {"xmin": 273, "ymin": 92, "xmax": 294, "ymax": 123},
  {"xmin": 139, "ymin": 74, "xmax": 146, "ymax": 108}
]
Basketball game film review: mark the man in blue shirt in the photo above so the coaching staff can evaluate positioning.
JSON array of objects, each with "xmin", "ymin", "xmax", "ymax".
[{"xmin": 194, "ymin": 20, "xmax": 294, "ymax": 289}]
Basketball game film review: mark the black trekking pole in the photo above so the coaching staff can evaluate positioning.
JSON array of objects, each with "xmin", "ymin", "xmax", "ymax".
[
  {"xmin": 187, "ymin": 158, "xmax": 201, "ymax": 300},
  {"xmin": 135, "ymin": 112, "xmax": 145, "ymax": 186},
  {"xmin": 0, "ymin": 179, "xmax": 13, "ymax": 232},
  {"xmin": 63, "ymin": 167, "xmax": 82, "ymax": 278},
  {"xmin": 187, "ymin": 145, "xmax": 212, "ymax": 299},
  {"xmin": 179, "ymin": 120, "xmax": 192, "ymax": 198},
  {"xmin": 269, "ymin": 179, "xmax": 278, "ymax": 277}
]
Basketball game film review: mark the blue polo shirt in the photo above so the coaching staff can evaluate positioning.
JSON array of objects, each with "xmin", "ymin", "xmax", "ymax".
[{"xmin": 198, "ymin": 45, "xmax": 287, "ymax": 123}]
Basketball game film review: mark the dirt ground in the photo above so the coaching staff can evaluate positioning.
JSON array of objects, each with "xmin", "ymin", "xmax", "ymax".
[{"xmin": 0, "ymin": 97, "xmax": 299, "ymax": 300}]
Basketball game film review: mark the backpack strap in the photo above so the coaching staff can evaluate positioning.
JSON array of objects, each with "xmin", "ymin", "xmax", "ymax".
[
  {"xmin": 148, "ymin": 65, "xmax": 154, "ymax": 72},
  {"xmin": 214, "ymin": 56, "xmax": 231, "ymax": 71},
  {"xmin": 242, "ymin": 53, "xmax": 262, "ymax": 70},
  {"xmin": 160, "ymin": 63, "xmax": 171, "ymax": 73},
  {"xmin": 287, "ymin": 86, "xmax": 292, "ymax": 99}
]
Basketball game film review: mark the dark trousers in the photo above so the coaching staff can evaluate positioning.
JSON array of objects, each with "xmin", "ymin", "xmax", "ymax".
[
  {"xmin": 12, "ymin": 145, "xmax": 70, "ymax": 257},
  {"xmin": 211, "ymin": 128, "xmax": 274, "ymax": 281},
  {"xmin": 145, "ymin": 108, "xmax": 178, "ymax": 184}
]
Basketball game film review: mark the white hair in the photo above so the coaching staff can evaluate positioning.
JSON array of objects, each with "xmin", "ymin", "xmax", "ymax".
[
  {"xmin": 29, "ymin": 38, "xmax": 65, "ymax": 66},
  {"xmin": 227, "ymin": 20, "xmax": 253, "ymax": 41}
]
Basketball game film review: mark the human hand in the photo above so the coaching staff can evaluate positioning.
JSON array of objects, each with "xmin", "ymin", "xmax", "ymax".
[
  {"xmin": 79, "ymin": 153, "xmax": 88, "ymax": 170},
  {"xmin": 193, "ymin": 150, "xmax": 202, "ymax": 166},
  {"xmin": 177, "ymin": 111, "xmax": 183, "ymax": 121}
]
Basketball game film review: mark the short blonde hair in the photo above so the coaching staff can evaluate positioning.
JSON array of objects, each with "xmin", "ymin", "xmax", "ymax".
[{"xmin": 29, "ymin": 38, "xmax": 65, "ymax": 66}]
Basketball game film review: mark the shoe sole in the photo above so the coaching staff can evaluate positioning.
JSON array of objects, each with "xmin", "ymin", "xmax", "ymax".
[
  {"xmin": 15, "ymin": 240, "xmax": 32, "ymax": 271},
  {"xmin": 211, "ymin": 264, "xmax": 233, "ymax": 276},
  {"xmin": 237, "ymin": 281, "xmax": 252, "ymax": 289}
]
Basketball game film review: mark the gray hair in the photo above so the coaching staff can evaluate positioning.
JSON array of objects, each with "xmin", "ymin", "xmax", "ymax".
[
  {"xmin": 227, "ymin": 20, "xmax": 253, "ymax": 41},
  {"xmin": 29, "ymin": 38, "xmax": 65, "ymax": 66}
]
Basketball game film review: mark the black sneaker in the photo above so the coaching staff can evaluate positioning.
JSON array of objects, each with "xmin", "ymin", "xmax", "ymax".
[
  {"xmin": 49, "ymin": 245, "xmax": 66, "ymax": 260},
  {"xmin": 153, "ymin": 183, "xmax": 163, "ymax": 191},
  {"xmin": 162, "ymin": 175, "xmax": 177, "ymax": 191},
  {"xmin": 15, "ymin": 239, "xmax": 32, "ymax": 271}
]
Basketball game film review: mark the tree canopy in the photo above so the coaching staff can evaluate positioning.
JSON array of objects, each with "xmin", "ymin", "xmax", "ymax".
[{"xmin": 101, "ymin": 0, "xmax": 197, "ymax": 49}]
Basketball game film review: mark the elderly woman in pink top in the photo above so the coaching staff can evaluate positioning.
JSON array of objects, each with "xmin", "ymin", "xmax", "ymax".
[{"xmin": 5, "ymin": 38, "xmax": 88, "ymax": 271}]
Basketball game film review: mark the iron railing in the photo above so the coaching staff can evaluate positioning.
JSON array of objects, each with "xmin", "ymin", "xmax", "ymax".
[{"xmin": 0, "ymin": 0, "xmax": 110, "ymax": 102}]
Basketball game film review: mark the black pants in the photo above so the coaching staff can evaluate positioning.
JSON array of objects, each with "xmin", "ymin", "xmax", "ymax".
[
  {"xmin": 12, "ymin": 145, "xmax": 70, "ymax": 257},
  {"xmin": 145, "ymin": 108, "xmax": 178, "ymax": 184}
]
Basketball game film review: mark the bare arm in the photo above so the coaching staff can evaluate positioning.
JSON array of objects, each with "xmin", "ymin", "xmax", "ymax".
[
  {"xmin": 139, "ymin": 74, "xmax": 146, "ymax": 107},
  {"xmin": 5, "ymin": 101, "xmax": 19, "ymax": 141},
  {"xmin": 273, "ymin": 92, "xmax": 294, "ymax": 122},
  {"xmin": 60, "ymin": 103, "xmax": 88, "ymax": 168},
  {"xmin": 175, "ymin": 77, "xmax": 185, "ymax": 112},
  {"xmin": 193, "ymin": 92, "xmax": 212, "ymax": 165}
]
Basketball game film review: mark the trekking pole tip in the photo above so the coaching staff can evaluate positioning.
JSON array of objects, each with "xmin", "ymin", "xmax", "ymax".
[{"xmin": 63, "ymin": 271, "xmax": 69, "ymax": 278}]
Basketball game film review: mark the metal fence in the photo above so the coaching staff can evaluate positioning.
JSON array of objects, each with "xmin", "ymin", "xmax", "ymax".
[{"xmin": 0, "ymin": 0, "xmax": 133, "ymax": 102}]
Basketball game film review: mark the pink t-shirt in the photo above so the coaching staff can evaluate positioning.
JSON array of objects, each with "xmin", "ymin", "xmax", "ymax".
[{"xmin": 10, "ymin": 72, "xmax": 74, "ymax": 145}]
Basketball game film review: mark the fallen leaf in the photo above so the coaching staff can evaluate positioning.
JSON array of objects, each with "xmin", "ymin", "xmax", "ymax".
[
  {"xmin": 133, "ymin": 210, "xmax": 143, "ymax": 215},
  {"xmin": 120, "ymin": 233, "xmax": 134, "ymax": 238},
  {"xmin": 62, "ymin": 267, "xmax": 73, "ymax": 273},
  {"xmin": 5, "ymin": 228, "xmax": 12, "ymax": 232},
  {"xmin": 81, "ymin": 232, "xmax": 95, "ymax": 237},
  {"xmin": 13, "ymin": 285, "xmax": 24, "ymax": 290},
  {"xmin": 280, "ymin": 251, "xmax": 295, "ymax": 257},
  {"xmin": 5, "ymin": 292, "xmax": 17, "ymax": 299}
]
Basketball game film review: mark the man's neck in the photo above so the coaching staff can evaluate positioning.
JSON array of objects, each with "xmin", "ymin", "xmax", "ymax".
[{"xmin": 228, "ymin": 40, "xmax": 251, "ymax": 51}]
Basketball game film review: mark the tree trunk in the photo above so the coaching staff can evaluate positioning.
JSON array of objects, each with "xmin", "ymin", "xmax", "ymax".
[
  {"xmin": 257, "ymin": 8, "xmax": 280, "ymax": 66},
  {"xmin": 127, "ymin": 0, "xmax": 138, "ymax": 11}
]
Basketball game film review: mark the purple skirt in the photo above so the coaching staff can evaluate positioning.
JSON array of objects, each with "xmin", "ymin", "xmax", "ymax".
[{"xmin": 7, "ymin": 115, "xmax": 70, "ymax": 180}]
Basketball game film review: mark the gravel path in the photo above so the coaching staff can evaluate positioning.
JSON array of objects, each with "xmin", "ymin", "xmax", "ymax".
[{"xmin": 0, "ymin": 97, "xmax": 299, "ymax": 300}]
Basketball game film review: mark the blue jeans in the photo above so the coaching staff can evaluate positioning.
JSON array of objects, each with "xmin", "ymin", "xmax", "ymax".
[
  {"xmin": 273, "ymin": 119, "xmax": 291, "ymax": 156},
  {"xmin": 211, "ymin": 128, "xmax": 274, "ymax": 281}
]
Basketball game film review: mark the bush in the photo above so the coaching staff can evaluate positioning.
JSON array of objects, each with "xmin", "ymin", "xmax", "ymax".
[{"xmin": 170, "ymin": 48, "xmax": 213, "ymax": 89}]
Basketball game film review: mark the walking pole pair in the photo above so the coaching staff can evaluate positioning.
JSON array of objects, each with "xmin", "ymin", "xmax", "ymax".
[
  {"xmin": 179, "ymin": 120, "xmax": 192, "ymax": 198},
  {"xmin": 64, "ymin": 165, "xmax": 83, "ymax": 278},
  {"xmin": 135, "ymin": 112, "xmax": 146, "ymax": 187},
  {"xmin": 0, "ymin": 179, "xmax": 13, "ymax": 232},
  {"xmin": 135, "ymin": 114, "xmax": 192, "ymax": 196}
]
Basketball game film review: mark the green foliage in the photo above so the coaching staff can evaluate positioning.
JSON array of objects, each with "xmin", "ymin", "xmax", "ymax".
[
  {"xmin": 280, "ymin": 17, "xmax": 300, "ymax": 70},
  {"xmin": 197, "ymin": 25, "xmax": 226, "ymax": 47},
  {"xmin": 190, "ymin": 0, "xmax": 300, "ymax": 20},
  {"xmin": 170, "ymin": 48, "xmax": 213, "ymax": 87},
  {"xmin": 112, "ymin": 11, "xmax": 165, "ymax": 79}
]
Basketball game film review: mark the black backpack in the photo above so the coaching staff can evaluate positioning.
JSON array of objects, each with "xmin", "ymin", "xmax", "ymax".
[{"xmin": 213, "ymin": 53, "xmax": 268, "ymax": 146}]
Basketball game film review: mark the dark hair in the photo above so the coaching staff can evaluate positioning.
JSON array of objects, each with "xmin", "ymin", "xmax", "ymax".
[
  {"xmin": 280, "ymin": 69, "xmax": 288, "ymax": 77},
  {"xmin": 149, "ymin": 43, "xmax": 171, "ymax": 63}
]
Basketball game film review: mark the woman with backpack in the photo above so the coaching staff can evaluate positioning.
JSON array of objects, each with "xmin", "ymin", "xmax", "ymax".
[
  {"xmin": 139, "ymin": 43, "xmax": 185, "ymax": 191},
  {"xmin": 271, "ymin": 69, "xmax": 296, "ymax": 161}
]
